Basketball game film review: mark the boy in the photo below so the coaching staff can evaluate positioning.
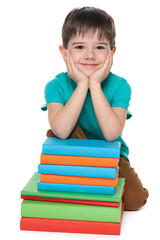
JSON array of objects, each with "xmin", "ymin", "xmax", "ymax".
[{"xmin": 41, "ymin": 7, "xmax": 149, "ymax": 210}]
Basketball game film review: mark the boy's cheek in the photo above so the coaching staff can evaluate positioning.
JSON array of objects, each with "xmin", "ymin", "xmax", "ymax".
[
  {"xmin": 69, "ymin": 52, "xmax": 79, "ymax": 64},
  {"xmin": 69, "ymin": 50, "xmax": 75, "ymax": 58}
]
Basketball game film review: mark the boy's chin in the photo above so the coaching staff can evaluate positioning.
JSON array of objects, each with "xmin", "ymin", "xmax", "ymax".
[
  {"xmin": 76, "ymin": 65, "xmax": 97, "ymax": 78},
  {"xmin": 81, "ymin": 70, "xmax": 95, "ymax": 78}
]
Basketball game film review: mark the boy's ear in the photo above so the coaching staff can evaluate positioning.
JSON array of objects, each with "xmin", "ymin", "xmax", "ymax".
[
  {"xmin": 59, "ymin": 45, "xmax": 68, "ymax": 62},
  {"xmin": 112, "ymin": 47, "xmax": 116, "ymax": 55}
]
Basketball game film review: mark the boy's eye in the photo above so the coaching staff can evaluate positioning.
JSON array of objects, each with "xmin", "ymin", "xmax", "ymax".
[
  {"xmin": 96, "ymin": 46, "xmax": 105, "ymax": 50},
  {"xmin": 75, "ymin": 45, "xmax": 84, "ymax": 49}
]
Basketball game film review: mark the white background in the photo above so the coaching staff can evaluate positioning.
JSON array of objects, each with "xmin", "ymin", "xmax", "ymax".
[{"xmin": 0, "ymin": 0, "xmax": 160, "ymax": 239}]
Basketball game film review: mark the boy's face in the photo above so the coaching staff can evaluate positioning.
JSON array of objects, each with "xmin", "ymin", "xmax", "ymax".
[{"xmin": 60, "ymin": 30, "xmax": 114, "ymax": 77}]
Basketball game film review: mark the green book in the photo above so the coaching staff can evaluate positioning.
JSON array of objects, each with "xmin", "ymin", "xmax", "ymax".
[
  {"xmin": 21, "ymin": 199, "xmax": 122, "ymax": 223},
  {"xmin": 21, "ymin": 172, "xmax": 125, "ymax": 202}
]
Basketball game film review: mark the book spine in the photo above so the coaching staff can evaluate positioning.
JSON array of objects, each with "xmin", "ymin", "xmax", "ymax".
[
  {"xmin": 38, "ymin": 164, "xmax": 118, "ymax": 179},
  {"xmin": 21, "ymin": 200, "xmax": 122, "ymax": 223},
  {"xmin": 38, "ymin": 182, "xmax": 115, "ymax": 195},
  {"xmin": 42, "ymin": 145, "xmax": 120, "ymax": 158}
]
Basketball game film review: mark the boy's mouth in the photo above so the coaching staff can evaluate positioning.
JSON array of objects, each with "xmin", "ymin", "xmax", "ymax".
[{"xmin": 80, "ymin": 63, "xmax": 99, "ymax": 69}]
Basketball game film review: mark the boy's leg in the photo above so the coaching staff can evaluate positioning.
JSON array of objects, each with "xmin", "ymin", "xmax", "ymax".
[{"xmin": 119, "ymin": 155, "xmax": 149, "ymax": 211}]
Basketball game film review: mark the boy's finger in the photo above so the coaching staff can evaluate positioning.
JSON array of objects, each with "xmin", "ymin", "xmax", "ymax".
[
  {"xmin": 101, "ymin": 54, "xmax": 110, "ymax": 72},
  {"xmin": 69, "ymin": 53, "xmax": 77, "ymax": 73},
  {"xmin": 103, "ymin": 52, "xmax": 113, "ymax": 72},
  {"xmin": 108, "ymin": 52, "xmax": 113, "ymax": 70},
  {"xmin": 66, "ymin": 53, "xmax": 72, "ymax": 73}
]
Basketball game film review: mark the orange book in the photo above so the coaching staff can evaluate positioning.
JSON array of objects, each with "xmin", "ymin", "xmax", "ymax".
[
  {"xmin": 40, "ymin": 154, "xmax": 118, "ymax": 168},
  {"xmin": 40, "ymin": 173, "xmax": 118, "ymax": 187}
]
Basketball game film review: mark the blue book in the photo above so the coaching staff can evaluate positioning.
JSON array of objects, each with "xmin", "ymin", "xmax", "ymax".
[
  {"xmin": 38, "ymin": 164, "xmax": 118, "ymax": 179},
  {"xmin": 38, "ymin": 181, "xmax": 115, "ymax": 195},
  {"xmin": 42, "ymin": 138, "xmax": 121, "ymax": 158}
]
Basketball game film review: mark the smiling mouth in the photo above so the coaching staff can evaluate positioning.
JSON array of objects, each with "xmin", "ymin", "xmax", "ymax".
[{"xmin": 80, "ymin": 63, "xmax": 99, "ymax": 68}]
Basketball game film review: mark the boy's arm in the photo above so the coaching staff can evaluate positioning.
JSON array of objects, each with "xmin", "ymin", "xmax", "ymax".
[
  {"xmin": 48, "ymin": 54, "xmax": 89, "ymax": 139},
  {"xmin": 89, "ymin": 52, "xmax": 127, "ymax": 141},
  {"xmin": 89, "ymin": 82, "xmax": 127, "ymax": 141},
  {"xmin": 48, "ymin": 81, "xmax": 88, "ymax": 139}
]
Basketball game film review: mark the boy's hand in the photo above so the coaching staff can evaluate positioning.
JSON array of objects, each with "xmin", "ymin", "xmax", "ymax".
[
  {"xmin": 89, "ymin": 51, "xmax": 113, "ymax": 88},
  {"xmin": 66, "ymin": 52, "xmax": 89, "ymax": 86}
]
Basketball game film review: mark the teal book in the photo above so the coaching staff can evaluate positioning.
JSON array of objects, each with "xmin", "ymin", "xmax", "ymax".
[
  {"xmin": 38, "ymin": 164, "xmax": 118, "ymax": 179},
  {"xmin": 38, "ymin": 181, "xmax": 115, "ymax": 195},
  {"xmin": 42, "ymin": 138, "xmax": 121, "ymax": 158}
]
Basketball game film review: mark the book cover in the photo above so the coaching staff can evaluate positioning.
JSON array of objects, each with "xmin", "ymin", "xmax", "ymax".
[
  {"xmin": 42, "ymin": 138, "xmax": 121, "ymax": 158},
  {"xmin": 40, "ymin": 173, "xmax": 118, "ymax": 187},
  {"xmin": 38, "ymin": 164, "xmax": 118, "ymax": 179},
  {"xmin": 21, "ymin": 199, "xmax": 122, "ymax": 223},
  {"xmin": 38, "ymin": 181, "xmax": 115, "ymax": 195},
  {"xmin": 21, "ymin": 193, "xmax": 125, "ymax": 207},
  {"xmin": 40, "ymin": 154, "xmax": 119, "ymax": 168}
]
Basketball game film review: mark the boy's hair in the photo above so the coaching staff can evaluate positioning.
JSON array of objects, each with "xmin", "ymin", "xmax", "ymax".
[{"xmin": 62, "ymin": 7, "xmax": 116, "ymax": 49}]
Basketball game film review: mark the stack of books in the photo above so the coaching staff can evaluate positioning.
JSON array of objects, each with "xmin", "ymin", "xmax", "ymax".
[{"xmin": 20, "ymin": 137, "xmax": 125, "ymax": 235}]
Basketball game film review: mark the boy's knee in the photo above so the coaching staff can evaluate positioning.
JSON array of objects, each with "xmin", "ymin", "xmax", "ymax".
[
  {"xmin": 123, "ymin": 188, "xmax": 149, "ymax": 211},
  {"xmin": 46, "ymin": 129, "xmax": 57, "ymax": 137},
  {"xmin": 69, "ymin": 124, "xmax": 87, "ymax": 139}
]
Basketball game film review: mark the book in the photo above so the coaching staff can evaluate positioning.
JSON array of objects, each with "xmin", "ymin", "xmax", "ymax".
[
  {"xmin": 40, "ymin": 172, "xmax": 118, "ymax": 187},
  {"xmin": 42, "ymin": 138, "xmax": 121, "ymax": 158},
  {"xmin": 21, "ymin": 199, "xmax": 122, "ymax": 223},
  {"xmin": 21, "ymin": 191, "xmax": 125, "ymax": 207},
  {"xmin": 38, "ymin": 164, "xmax": 118, "ymax": 179},
  {"xmin": 21, "ymin": 172, "xmax": 125, "ymax": 204},
  {"xmin": 38, "ymin": 181, "xmax": 115, "ymax": 195},
  {"xmin": 20, "ymin": 203, "xmax": 124, "ymax": 235},
  {"xmin": 40, "ymin": 154, "xmax": 119, "ymax": 168}
]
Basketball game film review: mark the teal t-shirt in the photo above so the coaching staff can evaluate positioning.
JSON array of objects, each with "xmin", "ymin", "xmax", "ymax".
[{"xmin": 41, "ymin": 72, "xmax": 132, "ymax": 160}]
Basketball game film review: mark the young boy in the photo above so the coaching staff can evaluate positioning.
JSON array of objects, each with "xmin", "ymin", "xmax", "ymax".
[{"xmin": 41, "ymin": 7, "xmax": 149, "ymax": 210}]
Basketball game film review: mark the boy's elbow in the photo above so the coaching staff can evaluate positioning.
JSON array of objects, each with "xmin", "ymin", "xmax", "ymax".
[
  {"xmin": 103, "ymin": 130, "xmax": 121, "ymax": 142},
  {"xmin": 58, "ymin": 133, "xmax": 69, "ymax": 140},
  {"xmin": 58, "ymin": 135, "xmax": 68, "ymax": 140},
  {"xmin": 50, "ymin": 126, "xmax": 69, "ymax": 140},
  {"xmin": 104, "ymin": 135, "xmax": 116, "ymax": 142},
  {"xmin": 103, "ymin": 123, "xmax": 124, "ymax": 142}
]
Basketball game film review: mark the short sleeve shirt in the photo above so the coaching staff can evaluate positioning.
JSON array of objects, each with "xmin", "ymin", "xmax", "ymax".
[{"xmin": 42, "ymin": 72, "xmax": 132, "ymax": 160}]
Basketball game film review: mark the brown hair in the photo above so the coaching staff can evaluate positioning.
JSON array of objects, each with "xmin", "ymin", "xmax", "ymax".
[{"xmin": 62, "ymin": 7, "xmax": 116, "ymax": 49}]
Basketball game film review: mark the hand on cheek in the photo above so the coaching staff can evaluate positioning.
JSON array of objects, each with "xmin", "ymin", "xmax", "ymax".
[
  {"xmin": 65, "ymin": 51, "xmax": 89, "ymax": 86},
  {"xmin": 89, "ymin": 51, "xmax": 113, "ymax": 86}
]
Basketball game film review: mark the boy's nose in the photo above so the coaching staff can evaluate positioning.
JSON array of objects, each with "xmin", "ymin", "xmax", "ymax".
[{"xmin": 84, "ymin": 49, "xmax": 96, "ymax": 60}]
